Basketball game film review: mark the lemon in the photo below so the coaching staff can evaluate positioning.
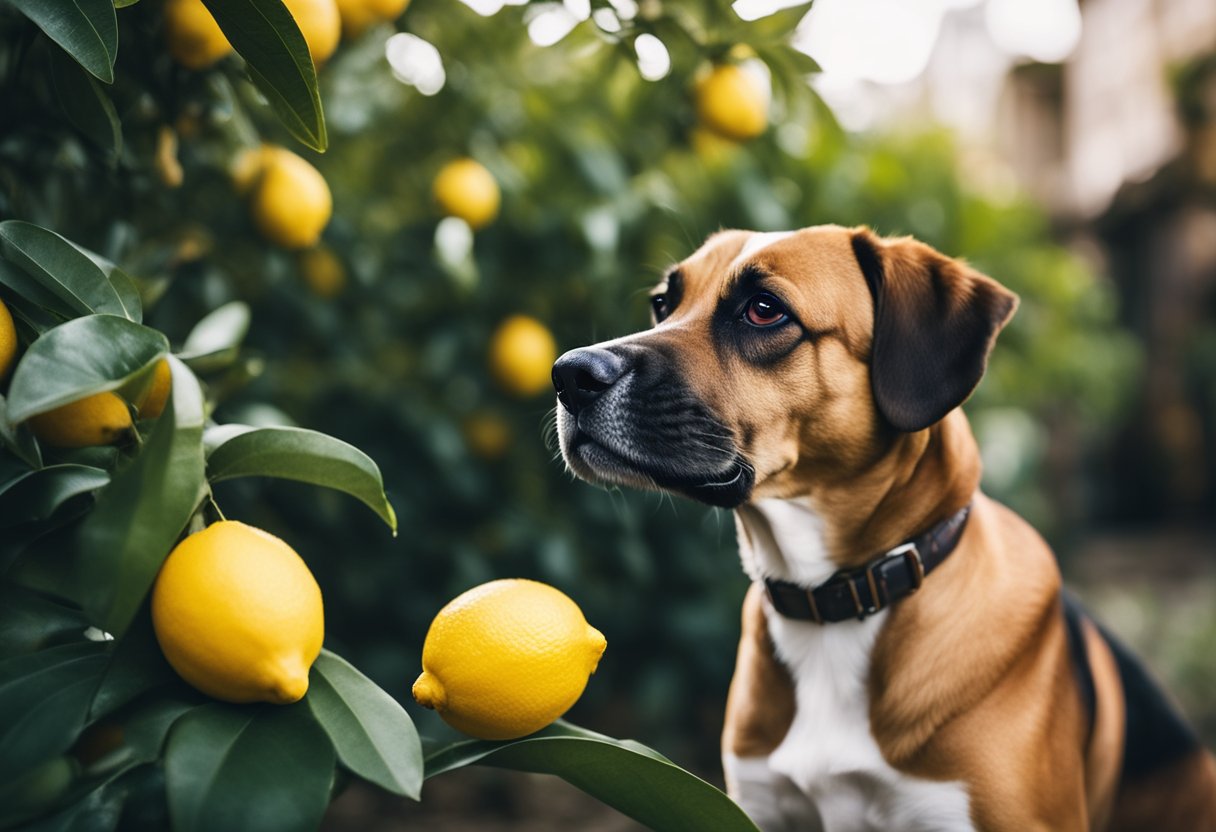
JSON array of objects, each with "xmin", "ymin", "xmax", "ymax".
[
  {"xmin": 134, "ymin": 359, "xmax": 172, "ymax": 420},
  {"xmin": 155, "ymin": 125, "xmax": 184, "ymax": 189},
  {"xmin": 695, "ymin": 63, "xmax": 769, "ymax": 142},
  {"xmin": 283, "ymin": 0, "xmax": 341, "ymax": 65},
  {"xmin": 433, "ymin": 159, "xmax": 500, "ymax": 230},
  {"xmin": 0, "ymin": 297, "xmax": 16, "ymax": 379},
  {"xmin": 413, "ymin": 579, "xmax": 606, "ymax": 740},
  {"xmin": 251, "ymin": 147, "xmax": 332, "ymax": 249},
  {"xmin": 489, "ymin": 315, "xmax": 557, "ymax": 397},
  {"xmin": 298, "ymin": 245, "xmax": 347, "ymax": 298},
  {"xmin": 163, "ymin": 0, "xmax": 233, "ymax": 70},
  {"xmin": 28, "ymin": 393, "xmax": 133, "ymax": 448},
  {"xmin": 335, "ymin": 0, "xmax": 409, "ymax": 37},
  {"xmin": 151, "ymin": 521, "xmax": 324, "ymax": 704},
  {"xmin": 462, "ymin": 412, "xmax": 511, "ymax": 460}
]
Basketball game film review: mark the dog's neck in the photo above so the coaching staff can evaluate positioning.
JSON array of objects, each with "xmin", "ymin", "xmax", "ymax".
[{"xmin": 735, "ymin": 409, "xmax": 981, "ymax": 587}]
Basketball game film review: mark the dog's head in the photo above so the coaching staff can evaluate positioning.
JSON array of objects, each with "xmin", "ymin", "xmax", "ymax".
[{"xmin": 552, "ymin": 225, "xmax": 1018, "ymax": 508}]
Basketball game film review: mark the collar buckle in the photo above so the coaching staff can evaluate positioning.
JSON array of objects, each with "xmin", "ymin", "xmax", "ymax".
[
  {"xmin": 858, "ymin": 543, "xmax": 924, "ymax": 619},
  {"xmin": 885, "ymin": 542, "xmax": 925, "ymax": 592}
]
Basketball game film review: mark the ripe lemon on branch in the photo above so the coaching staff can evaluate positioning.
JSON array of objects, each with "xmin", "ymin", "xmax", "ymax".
[
  {"xmin": 133, "ymin": 358, "xmax": 173, "ymax": 420},
  {"xmin": 28, "ymin": 393, "xmax": 133, "ymax": 448},
  {"xmin": 0, "ymin": 297, "xmax": 16, "ymax": 379},
  {"xmin": 163, "ymin": 0, "xmax": 232, "ymax": 70},
  {"xmin": 336, "ymin": 0, "xmax": 410, "ymax": 37},
  {"xmin": 164, "ymin": 0, "xmax": 340, "ymax": 69},
  {"xmin": 413, "ymin": 579, "xmax": 606, "ymax": 740},
  {"xmin": 489, "ymin": 315, "xmax": 557, "ymax": 397},
  {"xmin": 695, "ymin": 63, "xmax": 769, "ymax": 142},
  {"xmin": 152, "ymin": 521, "xmax": 324, "ymax": 704},
  {"xmin": 247, "ymin": 146, "xmax": 333, "ymax": 250},
  {"xmin": 283, "ymin": 0, "xmax": 341, "ymax": 65},
  {"xmin": 433, "ymin": 158, "xmax": 500, "ymax": 230}
]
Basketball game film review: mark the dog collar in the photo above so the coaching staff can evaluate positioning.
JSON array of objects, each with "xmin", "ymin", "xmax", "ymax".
[{"xmin": 763, "ymin": 503, "xmax": 972, "ymax": 624}]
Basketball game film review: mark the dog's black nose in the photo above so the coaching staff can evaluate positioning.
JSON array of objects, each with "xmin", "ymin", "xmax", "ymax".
[{"xmin": 552, "ymin": 348, "xmax": 626, "ymax": 414}]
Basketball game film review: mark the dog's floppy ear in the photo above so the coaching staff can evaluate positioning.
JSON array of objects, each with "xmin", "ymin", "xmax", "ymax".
[{"xmin": 850, "ymin": 227, "xmax": 1018, "ymax": 433}]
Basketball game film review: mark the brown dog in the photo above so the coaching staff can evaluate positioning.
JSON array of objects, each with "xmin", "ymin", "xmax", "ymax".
[{"xmin": 552, "ymin": 226, "xmax": 1216, "ymax": 831}]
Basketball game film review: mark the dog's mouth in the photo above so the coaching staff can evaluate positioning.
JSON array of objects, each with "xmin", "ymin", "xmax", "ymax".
[{"xmin": 560, "ymin": 419, "xmax": 755, "ymax": 509}]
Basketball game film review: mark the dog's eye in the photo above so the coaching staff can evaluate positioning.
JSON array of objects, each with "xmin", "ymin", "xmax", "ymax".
[
  {"xmin": 651, "ymin": 294, "xmax": 669, "ymax": 322},
  {"xmin": 744, "ymin": 294, "xmax": 788, "ymax": 328}
]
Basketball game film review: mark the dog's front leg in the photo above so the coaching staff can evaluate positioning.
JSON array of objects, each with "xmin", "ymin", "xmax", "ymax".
[
  {"xmin": 724, "ymin": 751, "xmax": 822, "ymax": 832},
  {"xmin": 722, "ymin": 585, "xmax": 812, "ymax": 831}
]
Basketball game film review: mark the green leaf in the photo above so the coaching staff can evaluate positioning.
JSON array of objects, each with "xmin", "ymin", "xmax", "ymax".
[
  {"xmin": 98, "ymin": 266, "xmax": 142, "ymax": 325},
  {"xmin": 6, "ymin": 0, "xmax": 118, "ymax": 83},
  {"xmin": 0, "ymin": 642, "xmax": 109, "ymax": 782},
  {"xmin": 5, "ymin": 521, "xmax": 85, "ymax": 603},
  {"xmin": 202, "ymin": 0, "xmax": 327, "ymax": 152},
  {"xmin": 306, "ymin": 650, "xmax": 422, "ymax": 799},
  {"xmin": 0, "ymin": 258, "xmax": 78, "ymax": 321},
  {"xmin": 122, "ymin": 697, "xmax": 198, "ymax": 762},
  {"xmin": 18, "ymin": 766, "xmax": 126, "ymax": 832},
  {"xmin": 425, "ymin": 721, "xmax": 762, "ymax": 832},
  {"xmin": 0, "ymin": 586, "xmax": 90, "ymax": 660},
  {"xmin": 0, "ymin": 394, "xmax": 43, "ymax": 469},
  {"xmin": 89, "ymin": 607, "xmax": 180, "ymax": 720},
  {"xmin": 164, "ymin": 703, "xmax": 336, "ymax": 832},
  {"xmin": 0, "ymin": 464, "xmax": 110, "ymax": 528},
  {"xmin": 11, "ymin": 698, "xmax": 191, "ymax": 831},
  {"xmin": 179, "ymin": 301, "xmax": 250, "ymax": 362},
  {"xmin": 49, "ymin": 46, "xmax": 122, "ymax": 166},
  {"xmin": 733, "ymin": 2, "xmax": 812, "ymax": 44},
  {"xmin": 0, "ymin": 755, "xmax": 78, "ymax": 828},
  {"xmin": 206, "ymin": 426, "xmax": 397, "ymax": 531},
  {"xmin": 76, "ymin": 356, "xmax": 207, "ymax": 637},
  {"xmin": 5, "ymin": 314, "xmax": 167, "ymax": 425},
  {"xmin": 0, "ymin": 222, "xmax": 129, "ymax": 319}
]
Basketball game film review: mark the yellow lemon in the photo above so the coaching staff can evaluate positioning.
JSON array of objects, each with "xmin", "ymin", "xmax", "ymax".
[
  {"xmin": 134, "ymin": 359, "xmax": 173, "ymax": 420},
  {"xmin": 28, "ymin": 393, "xmax": 133, "ymax": 448},
  {"xmin": 335, "ymin": 0, "xmax": 409, "ymax": 37},
  {"xmin": 0, "ymin": 297, "xmax": 16, "ymax": 379},
  {"xmin": 462, "ymin": 412, "xmax": 511, "ymax": 460},
  {"xmin": 695, "ymin": 63, "xmax": 769, "ymax": 142},
  {"xmin": 251, "ymin": 147, "xmax": 332, "ymax": 249},
  {"xmin": 163, "ymin": 0, "xmax": 233, "ymax": 70},
  {"xmin": 433, "ymin": 159, "xmax": 500, "ymax": 230},
  {"xmin": 413, "ymin": 579, "xmax": 606, "ymax": 740},
  {"xmin": 283, "ymin": 0, "xmax": 341, "ymax": 65},
  {"xmin": 489, "ymin": 315, "xmax": 557, "ymax": 397},
  {"xmin": 154, "ymin": 125, "xmax": 184, "ymax": 189},
  {"xmin": 298, "ymin": 245, "xmax": 347, "ymax": 298},
  {"xmin": 151, "ymin": 521, "xmax": 324, "ymax": 704}
]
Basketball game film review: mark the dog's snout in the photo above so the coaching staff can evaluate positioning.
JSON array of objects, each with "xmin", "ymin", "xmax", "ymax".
[{"xmin": 552, "ymin": 348, "xmax": 626, "ymax": 414}]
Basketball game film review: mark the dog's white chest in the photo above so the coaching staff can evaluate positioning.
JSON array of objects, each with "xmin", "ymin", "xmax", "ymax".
[
  {"xmin": 765, "ymin": 614, "xmax": 973, "ymax": 832},
  {"xmin": 729, "ymin": 499, "xmax": 974, "ymax": 832}
]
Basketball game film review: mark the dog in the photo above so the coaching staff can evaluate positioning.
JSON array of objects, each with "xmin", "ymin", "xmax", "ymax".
[{"xmin": 551, "ymin": 225, "xmax": 1216, "ymax": 831}]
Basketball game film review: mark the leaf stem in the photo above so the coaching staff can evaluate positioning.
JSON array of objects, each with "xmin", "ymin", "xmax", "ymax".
[{"xmin": 207, "ymin": 489, "xmax": 227, "ymax": 522}]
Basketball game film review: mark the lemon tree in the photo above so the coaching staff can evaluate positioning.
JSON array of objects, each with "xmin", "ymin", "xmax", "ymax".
[
  {"xmin": 0, "ymin": 1, "xmax": 813, "ymax": 829},
  {"xmin": 0, "ymin": 217, "xmax": 417, "ymax": 830}
]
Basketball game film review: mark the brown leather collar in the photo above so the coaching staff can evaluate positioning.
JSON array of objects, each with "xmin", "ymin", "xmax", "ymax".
[{"xmin": 763, "ymin": 503, "xmax": 971, "ymax": 624}]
